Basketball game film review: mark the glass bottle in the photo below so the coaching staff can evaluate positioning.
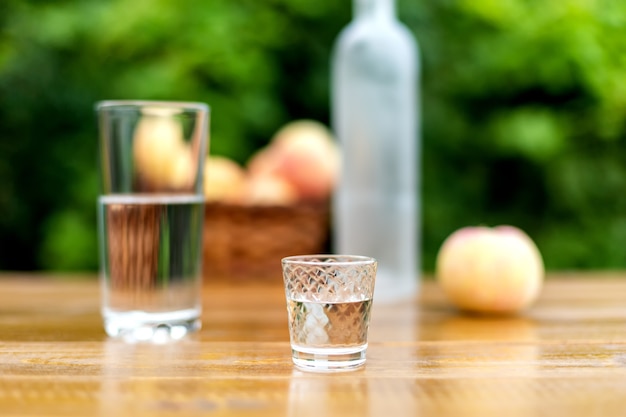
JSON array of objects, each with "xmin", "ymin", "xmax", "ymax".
[{"xmin": 331, "ymin": 0, "xmax": 420, "ymax": 301}]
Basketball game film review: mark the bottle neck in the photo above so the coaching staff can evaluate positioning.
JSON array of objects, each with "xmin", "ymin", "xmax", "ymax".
[{"xmin": 353, "ymin": 0, "xmax": 396, "ymax": 20}]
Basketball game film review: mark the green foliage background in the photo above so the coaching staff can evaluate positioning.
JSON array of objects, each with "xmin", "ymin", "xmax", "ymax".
[{"xmin": 0, "ymin": 0, "xmax": 624, "ymax": 272}]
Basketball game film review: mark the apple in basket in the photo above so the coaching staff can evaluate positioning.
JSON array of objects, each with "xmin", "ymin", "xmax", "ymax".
[
  {"xmin": 242, "ymin": 174, "xmax": 299, "ymax": 206},
  {"xmin": 203, "ymin": 155, "xmax": 247, "ymax": 203},
  {"xmin": 203, "ymin": 156, "xmax": 299, "ymax": 206},
  {"xmin": 247, "ymin": 120, "xmax": 340, "ymax": 202},
  {"xmin": 133, "ymin": 111, "xmax": 195, "ymax": 190},
  {"xmin": 435, "ymin": 225, "xmax": 544, "ymax": 314}
]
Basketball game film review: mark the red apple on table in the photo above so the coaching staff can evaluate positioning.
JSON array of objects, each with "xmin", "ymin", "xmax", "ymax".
[{"xmin": 435, "ymin": 225, "xmax": 544, "ymax": 314}]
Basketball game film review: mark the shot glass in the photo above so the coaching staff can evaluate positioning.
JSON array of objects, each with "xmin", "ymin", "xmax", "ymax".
[
  {"xmin": 96, "ymin": 100, "xmax": 210, "ymax": 342},
  {"xmin": 281, "ymin": 255, "xmax": 377, "ymax": 372}
]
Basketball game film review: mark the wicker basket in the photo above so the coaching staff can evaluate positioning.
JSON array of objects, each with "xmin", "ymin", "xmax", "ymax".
[{"xmin": 202, "ymin": 201, "xmax": 330, "ymax": 281}]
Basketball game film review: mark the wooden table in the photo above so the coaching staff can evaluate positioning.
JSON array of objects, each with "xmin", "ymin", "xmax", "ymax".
[{"xmin": 1, "ymin": 272, "xmax": 625, "ymax": 416}]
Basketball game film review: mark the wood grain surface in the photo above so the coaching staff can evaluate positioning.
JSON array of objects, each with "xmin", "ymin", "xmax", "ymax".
[{"xmin": 1, "ymin": 272, "xmax": 625, "ymax": 416}]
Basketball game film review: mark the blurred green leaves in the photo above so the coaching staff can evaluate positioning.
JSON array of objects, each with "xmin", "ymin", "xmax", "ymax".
[
  {"xmin": 411, "ymin": 0, "xmax": 626, "ymax": 270},
  {"xmin": 489, "ymin": 107, "xmax": 566, "ymax": 161},
  {"xmin": 0, "ymin": 0, "xmax": 625, "ymax": 272}
]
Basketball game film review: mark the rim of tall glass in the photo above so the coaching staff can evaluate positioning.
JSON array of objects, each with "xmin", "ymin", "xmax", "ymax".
[
  {"xmin": 95, "ymin": 100, "xmax": 209, "ymax": 112},
  {"xmin": 281, "ymin": 254, "xmax": 377, "ymax": 267}
]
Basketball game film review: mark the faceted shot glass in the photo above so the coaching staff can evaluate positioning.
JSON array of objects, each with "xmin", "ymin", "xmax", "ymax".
[
  {"xmin": 281, "ymin": 255, "xmax": 377, "ymax": 372},
  {"xmin": 96, "ymin": 100, "xmax": 209, "ymax": 343}
]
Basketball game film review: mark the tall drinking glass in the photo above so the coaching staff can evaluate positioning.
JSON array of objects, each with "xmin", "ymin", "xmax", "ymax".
[{"xmin": 96, "ymin": 100, "xmax": 209, "ymax": 342}]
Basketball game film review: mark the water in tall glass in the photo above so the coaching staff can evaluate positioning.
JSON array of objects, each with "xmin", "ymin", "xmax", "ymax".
[{"xmin": 98, "ymin": 193, "xmax": 204, "ymax": 342}]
